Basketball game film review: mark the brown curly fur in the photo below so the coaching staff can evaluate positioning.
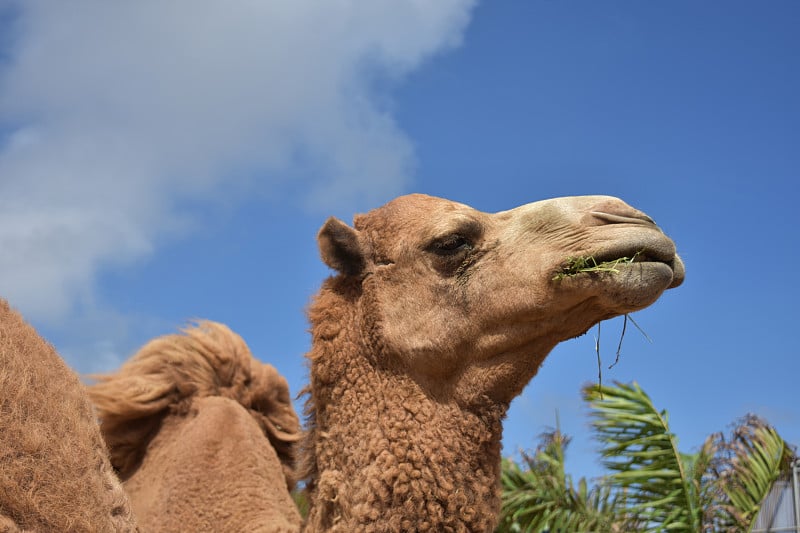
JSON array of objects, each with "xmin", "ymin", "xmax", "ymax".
[
  {"xmin": 0, "ymin": 299, "xmax": 137, "ymax": 532},
  {"xmin": 87, "ymin": 321, "xmax": 302, "ymax": 532},
  {"xmin": 300, "ymin": 278, "xmax": 506, "ymax": 532},
  {"xmin": 299, "ymin": 194, "xmax": 684, "ymax": 532}
]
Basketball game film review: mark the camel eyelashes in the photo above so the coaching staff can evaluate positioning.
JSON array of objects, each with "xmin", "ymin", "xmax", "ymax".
[
  {"xmin": 427, "ymin": 219, "xmax": 483, "ymax": 256},
  {"xmin": 429, "ymin": 234, "xmax": 473, "ymax": 255}
]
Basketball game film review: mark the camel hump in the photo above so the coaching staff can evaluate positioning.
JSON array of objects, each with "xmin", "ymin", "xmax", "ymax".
[
  {"xmin": 86, "ymin": 320, "xmax": 301, "ymax": 480},
  {"xmin": 0, "ymin": 298, "xmax": 138, "ymax": 531}
]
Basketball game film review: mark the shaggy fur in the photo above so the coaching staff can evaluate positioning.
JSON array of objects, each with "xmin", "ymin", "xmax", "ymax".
[
  {"xmin": 0, "ymin": 299, "xmax": 137, "ymax": 532},
  {"xmin": 300, "ymin": 194, "xmax": 685, "ymax": 531},
  {"xmin": 301, "ymin": 279, "xmax": 506, "ymax": 532},
  {"xmin": 87, "ymin": 321, "xmax": 302, "ymax": 532}
]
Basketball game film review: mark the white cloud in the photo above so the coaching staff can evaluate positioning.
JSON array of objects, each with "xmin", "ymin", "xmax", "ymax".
[{"xmin": 0, "ymin": 0, "xmax": 476, "ymax": 322}]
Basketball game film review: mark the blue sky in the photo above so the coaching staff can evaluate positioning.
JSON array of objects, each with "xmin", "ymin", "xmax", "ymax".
[{"xmin": 1, "ymin": 1, "xmax": 798, "ymax": 483}]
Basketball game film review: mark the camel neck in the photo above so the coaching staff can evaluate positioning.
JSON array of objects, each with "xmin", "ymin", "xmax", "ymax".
[{"xmin": 302, "ymin": 288, "xmax": 507, "ymax": 531}]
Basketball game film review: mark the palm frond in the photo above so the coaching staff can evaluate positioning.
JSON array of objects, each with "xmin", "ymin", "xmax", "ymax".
[
  {"xmin": 712, "ymin": 415, "xmax": 796, "ymax": 531},
  {"xmin": 684, "ymin": 435, "xmax": 727, "ymax": 529},
  {"xmin": 584, "ymin": 382, "xmax": 701, "ymax": 532},
  {"xmin": 499, "ymin": 429, "xmax": 634, "ymax": 533}
]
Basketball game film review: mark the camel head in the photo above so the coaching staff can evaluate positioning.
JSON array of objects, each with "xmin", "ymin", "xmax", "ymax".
[{"xmin": 317, "ymin": 193, "xmax": 684, "ymax": 406}]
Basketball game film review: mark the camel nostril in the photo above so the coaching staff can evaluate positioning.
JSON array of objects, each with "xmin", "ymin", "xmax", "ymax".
[
  {"xmin": 581, "ymin": 198, "xmax": 658, "ymax": 227},
  {"xmin": 590, "ymin": 211, "xmax": 657, "ymax": 226}
]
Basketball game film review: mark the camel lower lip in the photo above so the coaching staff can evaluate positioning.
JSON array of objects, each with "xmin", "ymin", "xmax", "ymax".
[{"xmin": 619, "ymin": 261, "xmax": 684, "ymax": 289}]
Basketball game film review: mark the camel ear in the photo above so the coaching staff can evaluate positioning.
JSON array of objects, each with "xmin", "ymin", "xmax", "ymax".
[{"xmin": 317, "ymin": 217, "xmax": 365, "ymax": 276}]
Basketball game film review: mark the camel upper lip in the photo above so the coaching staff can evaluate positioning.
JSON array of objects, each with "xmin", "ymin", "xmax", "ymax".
[
  {"xmin": 591, "ymin": 247, "xmax": 685, "ymax": 289},
  {"xmin": 591, "ymin": 246, "xmax": 673, "ymax": 266}
]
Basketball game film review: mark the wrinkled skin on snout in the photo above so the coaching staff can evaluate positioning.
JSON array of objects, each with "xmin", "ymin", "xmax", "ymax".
[{"xmin": 318, "ymin": 193, "xmax": 684, "ymax": 405}]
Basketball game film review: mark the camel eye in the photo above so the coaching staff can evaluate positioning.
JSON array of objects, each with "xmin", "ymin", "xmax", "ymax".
[{"xmin": 431, "ymin": 234, "xmax": 472, "ymax": 255}]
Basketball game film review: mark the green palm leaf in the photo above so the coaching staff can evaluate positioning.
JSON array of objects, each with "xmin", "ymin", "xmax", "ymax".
[
  {"xmin": 713, "ymin": 415, "xmax": 795, "ymax": 531},
  {"xmin": 499, "ymin": 430, "xmax": 633, "ymax": 532},
  {"xmin": 501, "ymin": 383, "xmax": 794, "ymax": 533},
  {"xmin": 584, "ymin": 382, "xmax": 701, "ymax": 532}
]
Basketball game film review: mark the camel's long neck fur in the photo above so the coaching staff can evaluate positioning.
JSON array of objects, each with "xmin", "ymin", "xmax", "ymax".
[{"xmin": 301, "ymin": 279, "xmax": 507, "ymax": 532}]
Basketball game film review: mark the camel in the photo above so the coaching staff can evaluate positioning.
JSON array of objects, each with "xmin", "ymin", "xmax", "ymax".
[
  {"xmin": 299, "ymin": 193, "xmax": 684, "ymax": 531},
  {"xmin": 86, "ymin": 321, "xmax": 303, "ymax": 532},
  {"xmin": 0, "ymin": 193, "xmax": 684, "ymax": 532},
  {"xmin": 0, "ymin": 299, "xmax": 138, "ymax": 532}
]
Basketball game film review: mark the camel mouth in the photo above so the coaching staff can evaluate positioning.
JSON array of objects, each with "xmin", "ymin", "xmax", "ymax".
[
  {"xmin": 609, "ymin": 247, "xmax": 685, "ymax": 289},
  {"xmin": 614, "ymin": 257, "xmax": 684, "ymax": 289},
  {"xmin": 593, "ymin": 243, "xmax": 673, "ymax": 265},
  {"xmin": 554, "ymin": 245, "xmax": 684, "ymax": 289}
]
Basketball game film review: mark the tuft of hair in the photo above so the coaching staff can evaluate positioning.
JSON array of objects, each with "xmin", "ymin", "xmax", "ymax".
[{"xmin": 87, "ymin": 321, "xmax": 301, "ymax": 487}]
